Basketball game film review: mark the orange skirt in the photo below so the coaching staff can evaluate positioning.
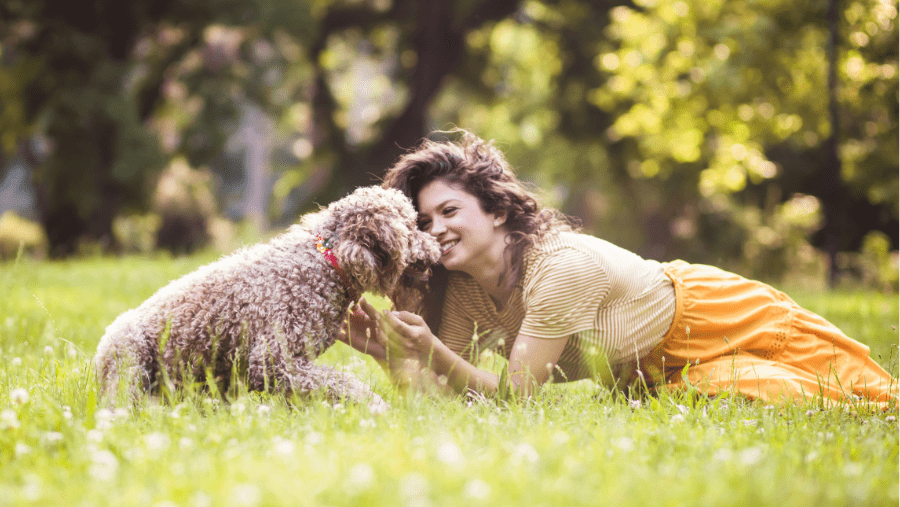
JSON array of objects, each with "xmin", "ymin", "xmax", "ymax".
[{"xmin": 634, "ymin": 261, "xmax": 898, "ymax": 409}]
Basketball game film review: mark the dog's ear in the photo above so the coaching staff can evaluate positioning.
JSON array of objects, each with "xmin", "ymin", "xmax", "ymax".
[{"xmin": 334, "ymin": 240, "xmax": 381, "ymax": 292}]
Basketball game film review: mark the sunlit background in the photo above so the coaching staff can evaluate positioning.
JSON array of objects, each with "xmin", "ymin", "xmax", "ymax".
[{"xmin": 0, "ymin": 0, "xmax": 896, "ymax": 289}]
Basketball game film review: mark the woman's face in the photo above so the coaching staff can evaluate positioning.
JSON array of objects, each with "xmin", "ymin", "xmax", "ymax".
[{"xmin": 416, "ymin": 179, "xmax": 506, "ymax": 275}]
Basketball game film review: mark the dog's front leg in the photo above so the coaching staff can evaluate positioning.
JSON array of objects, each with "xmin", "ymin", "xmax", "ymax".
[{"xmin": 289, "ymin": 361, "xmax": 390, "ymax": 414}]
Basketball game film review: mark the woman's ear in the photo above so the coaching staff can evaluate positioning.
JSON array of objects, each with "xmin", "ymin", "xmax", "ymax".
[{"xmin": 493, "ymin": 211, "xmax": 507, "ymax": 227}]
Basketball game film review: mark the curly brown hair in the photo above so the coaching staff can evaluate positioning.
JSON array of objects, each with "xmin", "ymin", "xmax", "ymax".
[{"xmin": 382, "ymin": 131, "xmax": 576, "ymax": 328}]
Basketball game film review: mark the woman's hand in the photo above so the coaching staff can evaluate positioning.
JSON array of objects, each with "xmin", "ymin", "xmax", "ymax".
[
  {"xmin": 378, "ymin": 310, "xmax": 436, "ymax": 363},
  {"xmin": 337, "ymin": 298, "xmax": 387, "ymax": 363}
]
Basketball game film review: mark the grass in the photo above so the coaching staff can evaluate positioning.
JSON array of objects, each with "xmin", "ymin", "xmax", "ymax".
[{"xmin": 0, "ymin": 253, "xmax": 897, "ymax": 507}]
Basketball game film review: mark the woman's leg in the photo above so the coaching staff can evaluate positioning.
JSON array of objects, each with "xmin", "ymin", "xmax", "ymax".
[{"xmin": 639, "ymin": 261, "xmax": 898, "ymax": 408}]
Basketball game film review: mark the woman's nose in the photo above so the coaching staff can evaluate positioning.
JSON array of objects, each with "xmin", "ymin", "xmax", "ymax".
[{"xmin": 429, "ymin": 218, "xmax": 446, "ymax": 236}]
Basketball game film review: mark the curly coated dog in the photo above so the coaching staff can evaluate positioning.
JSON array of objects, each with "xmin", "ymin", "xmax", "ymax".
[{"xmin": 94, "ymin": 186, "xmax": 441, "ymax": 412}]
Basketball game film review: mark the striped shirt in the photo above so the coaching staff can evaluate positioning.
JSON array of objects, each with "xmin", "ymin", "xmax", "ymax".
[{"xmin": 437, "ymin": 232, "xmax": 676, "ymax": 383}]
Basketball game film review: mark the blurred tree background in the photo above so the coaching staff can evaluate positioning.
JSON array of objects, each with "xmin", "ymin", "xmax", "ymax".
[{"xmin": 0, "ymin": 0, "xmax": 896, "ymax": 289}]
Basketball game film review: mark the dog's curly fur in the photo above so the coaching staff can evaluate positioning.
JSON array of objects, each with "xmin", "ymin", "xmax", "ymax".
[{"xmin": 94, "ymin": 186, "xmax": 441, "ymax": 412}]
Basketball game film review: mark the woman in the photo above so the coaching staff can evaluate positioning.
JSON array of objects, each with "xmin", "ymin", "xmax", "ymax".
[{"xmin": 339, "ymin": 131, "xmax": 898, "ymax": 407}]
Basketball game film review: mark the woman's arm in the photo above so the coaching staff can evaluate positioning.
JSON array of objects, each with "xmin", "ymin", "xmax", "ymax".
[{"xmin": 379, "ymin": 310, "xmax": 568, "ymax": 398}]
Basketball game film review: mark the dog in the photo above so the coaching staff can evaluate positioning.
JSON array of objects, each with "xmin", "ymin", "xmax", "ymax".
[{"xmin": 93, "ymin": 186, "xmax": 441, "ymax": 412}]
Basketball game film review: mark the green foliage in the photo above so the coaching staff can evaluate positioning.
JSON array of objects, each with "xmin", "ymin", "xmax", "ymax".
[{"xmin": 0, "ymin": 254, "xmax": 897, "ymax": 506}]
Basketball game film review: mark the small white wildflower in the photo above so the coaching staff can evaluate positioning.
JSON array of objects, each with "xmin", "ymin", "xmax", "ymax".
[
  {"xmin": 305, "ymin": 431, "xmax": 323, "ymax": 446},
  {"xmin": 230, "ymin": 402, "xmax": 246, "ymax": 415},
  {"xmin": 886, "ymin": 416, "xmax": 896, "ymax": 423},
  {"xmin": 95, "ymin": 408, "xmax": 114, "ymax": 430},
  {"xmin": 763, "ymin": 405, "xmax": 775, "ymax": 410},
  {"xmin": 551, "ymin": 431, "xmax": 570, "ymax": 446},
  {"xmin": 738, "ymin": 447, "xmax": 764, "ymax": 466},
  {"xmin": 331, "ymin": 402, "xmax": 345, "ymax": 414},
  {"xmin": 272, "ymin": 438, "xmax": 295, "ymax": 456},
  {"xmin": 805, "ymin": 451, "xmax": 818, "ymax": 463},
  {"xmin": 629, "ymin": 399, "xmax": 641, "ymax": 409},
  {"xmin": 179, "ymin": 437, "xmax": 194, "ymax": 450},
  {"xmin": 805, "ymin": 409, "xmax": 816, "ymax": 417},
  {"xmin": 43, "ymin": 432, "xmax": 64, "ymax": 446},
  {"xmin": 612, "ymin": 436, "xmax": 635, "ymax": 452},
  {"xmin": 231, "ymin": 484, "xmax": 261, "ymax": 507},
  {"xmin": 436, "ymin": 441, "xmax": 465, "ymax": 466},
  {"xmin": 844, "ymin": 462, "xmax": 863, "ymax": 476},
  {"xmin": 685, "ymin": 326, "xmax": 690, "ymax": 335},
  {"xmin": 400, "ymin": 473, "xmax": 430, "ymax": 499},
  {"xmin": 190, "ymin": 492, "xmax": 212, "ymax": 507},
  {"xmin": 144, "ymin": 432, "xmax": 171, "ymax": 453},
  {"xmin": 68, "ymin": 347, "xmax": 77, "ymax": 358},
  {"xmin": 674, "ymin": 404, "xmax": 688, "ymax": 414},
  {"xmin": 346, "ymin": 463, "xmax": 375, "ymax": 492},
  {"xmin": 256, "ymin": 404, "xmax": 272, "ymax": 417},
  {"xmin": 113, "ymin": 408, "xmax": 129, "ymax": 420},
  {"xmin": 86, "ymin": 429, "xmax": 104, "ymax": 442},
  {"xmin": 11, "ymin": 357, "xmax": 22, "ymax": 367},
  {"xmin": 10, "ymin": 388, "xmax": 29, "ymax": 405},
  {"xmin": 741, "ymin": 419, "xmax": 756, "ymax": 427},
  {"xmin": 359, "ymin": 418, "xmax": 376, "ymax": 429},
  {"xmin": 44, "ymin": 346, "xmax": 53, "ymax": 356},
  {"xmin": 511, "ymin": 443, "xmax": 539, "ymax": 464},
  {"xmin": 0, "ymin": 409, "xmax": 19, "ymax": 430},
  {"xmin": 15, "ymin": 442, "xmax": 31, "ymax": 456},
  {"xmin": 62, "ymin": 406, "xmax": 72, "ymax": 420},
  {"xmin": 670, "ymin": 414, "xmax": 685, "ymax": 423},
  {"xmin": 464, "ymin": 479, "xmax": 491, "ymax": 500},
  {"xmin": 88, "ymin": 449, "xmax": 119, "ymax": 481},
  {"xmin": 712, "ymin": 448, "xmax": 732, "ymax": 461}
]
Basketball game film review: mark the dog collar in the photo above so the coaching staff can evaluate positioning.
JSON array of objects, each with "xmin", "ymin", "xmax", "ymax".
[{"xmin": 315, "ymin": 235, "xmax": 360, "ymax": 302}]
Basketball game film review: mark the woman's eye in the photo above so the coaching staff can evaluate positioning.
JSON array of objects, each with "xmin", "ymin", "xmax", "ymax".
[{"xmin": 443, "ymin": 207, "xmax": 457, "ymax": 215}]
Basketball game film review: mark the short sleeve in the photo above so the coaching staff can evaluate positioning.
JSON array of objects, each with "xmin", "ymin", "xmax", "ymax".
[
  {"xmin": 437, "ymin": 286, "xmax": 478, "ymax": 361},
  {"xmin": 519, "ymin": 247, "xmax": 610, "ymax": 339}
]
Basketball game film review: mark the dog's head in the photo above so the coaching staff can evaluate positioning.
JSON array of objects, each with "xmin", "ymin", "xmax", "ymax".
[{"xmin": 309, "ymin": 186, "xmax": 441, "ymax": 299}]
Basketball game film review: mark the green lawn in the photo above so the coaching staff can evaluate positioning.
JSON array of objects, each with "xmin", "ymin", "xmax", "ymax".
[{"xmin": 1, "ymin": 254, "xmax": 897, "ymax": 507}]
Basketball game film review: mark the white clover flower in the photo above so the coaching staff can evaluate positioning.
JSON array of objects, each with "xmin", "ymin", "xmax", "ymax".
[
  {"xmin": 510, "ymin": 443, "xmax": 539, "ymax": 465},
  {"xmin": 86, "ymin": 430, "xmax": 104, "ymax": 443},
  {"xmin": 230, "ymin": 402, "xmax": 246, "ymax": 415},
  {"xmin": 0, "ymin": 409, "xmax": 19, "ymax": 430},
  {"xmin": 256, "ymin": 404, "xmax": 272, "ymax": 416},
  {"xmin": 15, "ymin": 442, "xmax": 31, "ymax": 456},
  {"xmin": 436, "ymin": 441, "xmax": 465, "ymax": 466},
  {"xmin": 738, "ymin": 447, "xmax": 764, "ymax": 466},
  {"xmin": 44, "ymin": 346, "xmax": 53, "ymax": 356},
  {"xmin": 10, "ymin": 388, "xmax": 29, "ymax": 405},
  {"xmin": 88, "ymin": 449, "xmax": 119, "ymax": 481},
  {"xmin": 346, "ymin": 463, "xmax": 375, "ymax": 492},
  {"xmin": 42, "ymin": 432, "xmax": 64, "ymax": 446},
  {"xmin": 67, "ymin": 347, "xmax": 77, "ymax": 359},
  {"xmin": 272, "ymin": 438, "xmax": 295, "ymax": 456},
  {"xmin": 11, "ymin": 357, "xmax": 22, "ymax": 367},
  {"xmin": 629, "ymin": 399, "xmax": 642, "ymax": 409},
  {"xmin": 231, "ymin": 483, "xmax": 261, "ymax": 507},
  {"xmin": 113, "ymin": 408, "xmax": 129, "ymax": 420},
  {"xmin": 179, "ymin": 437, "xmax": 194, "ymax": 450},
  {"xmin": 886, "ymin": 416, "xmax": 896, "ymax": 423},
  {"xmin": 144, "ymin": 432, "xmax": 171, "ymax": 453},
  {"xmin": 400, "ymin": 473, "xmax": 430, "ymax": 499},
  {"xmin": 305, "ymin": 431, "xmax": 323, "ymax": 446},
  {"xmin": 612, "ymin": 436, "xmax": 635, "ymax": 452},
  {"xmin": 670, "ymin": 414, "xmax": 685, "ymax": 423},
  {"xmin": 463, "ymin": 479, "xmax": 491, "ymax": 500}
]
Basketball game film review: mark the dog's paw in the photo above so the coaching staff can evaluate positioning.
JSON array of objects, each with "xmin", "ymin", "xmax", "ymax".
[{"xmin": 367, "ymin": 395, "xmax": 391, "ymax": 415}]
